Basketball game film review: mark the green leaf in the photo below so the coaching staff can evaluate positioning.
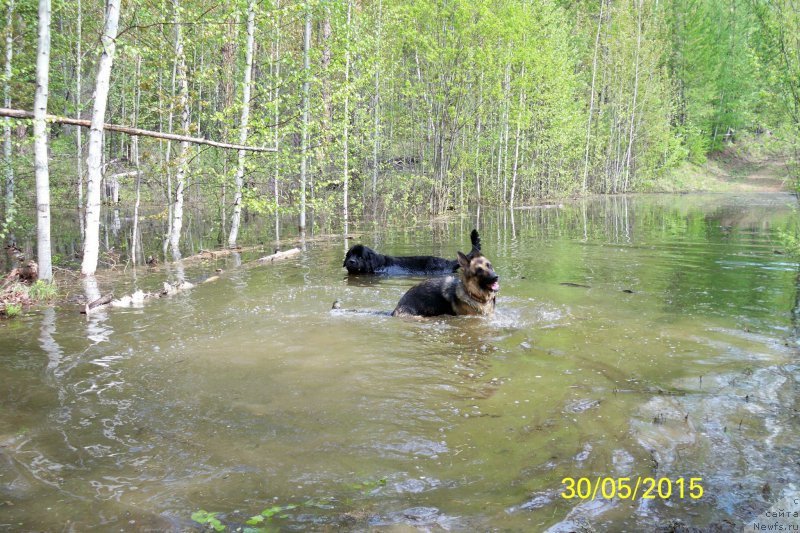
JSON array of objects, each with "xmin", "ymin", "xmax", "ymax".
[{"xmin": 245, "ymin": 515, "xmax": 265, "ymax": 525}]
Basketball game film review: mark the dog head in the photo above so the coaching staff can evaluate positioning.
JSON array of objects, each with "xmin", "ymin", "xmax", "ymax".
[
  {"xmin": 343, "ymin": 244, "xmax": 384, "ymax": 274},
  {"xmin": 457, "ymin": 251, "xmax": 500, "ymax": 301}
]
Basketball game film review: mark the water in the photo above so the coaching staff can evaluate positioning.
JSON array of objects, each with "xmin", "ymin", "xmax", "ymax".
[{"xmin": 1, "ymin": 193, "xmax": 798, "ymax": 531}]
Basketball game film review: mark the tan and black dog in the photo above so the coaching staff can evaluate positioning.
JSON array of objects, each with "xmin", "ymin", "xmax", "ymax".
[{"xmin": 391, "ymin": 250, "xmax": 499, "ymax": 317}]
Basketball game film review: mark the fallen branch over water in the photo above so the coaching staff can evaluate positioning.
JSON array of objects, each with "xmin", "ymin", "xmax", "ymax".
[{"xmin": 0, "ymin": 107, "xmax": 276, "ymax": 152}]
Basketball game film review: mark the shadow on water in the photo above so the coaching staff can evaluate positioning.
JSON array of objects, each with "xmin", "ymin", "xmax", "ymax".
[{"xmin": 0, "ymin": 193, "xmax": 799, "ymax": 531}]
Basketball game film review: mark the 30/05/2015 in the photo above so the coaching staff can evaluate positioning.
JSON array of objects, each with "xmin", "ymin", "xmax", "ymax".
[{"xmin": 561, "ymin": 477, "xmax": 704, "ymax": 500}]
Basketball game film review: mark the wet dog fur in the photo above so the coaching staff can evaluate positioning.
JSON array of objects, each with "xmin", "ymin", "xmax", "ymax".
[
  {"xmin": 391, "ymin": 250, "xmax": 499, "ymax": 317},
  {"xmin": 343, "ymin": 230, "xmax": 481, "ymax": 275}
]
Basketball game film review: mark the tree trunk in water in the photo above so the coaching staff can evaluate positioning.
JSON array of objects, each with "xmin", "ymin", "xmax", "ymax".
[
  {"xmin": 509, "ymin": 67, "xmax": 525, "ymax": 209},
  {"xmin": 298, "ymin": 5, "xmax": 311, "ymax": 233},
  {"xmin": 34, "ymin": 0, "xmax": 52, "ymax": 281},
  {"xmin": 320, "ymin": 1, "xmax": 332, "ymax": 179},
  {"xmin": 75, "ymin": 0, "xmax": 83, "ymax": 214},
  {"xmin": 272, "ymin": 0, "xmax": 281, "ymax": 242},
  {"xmin": 582, "ymin": 0, "xmax": 604, "ymax": 194},
  {"xmin": 131, "ymin": 53, "xmax": 141, "ymax": 266},
  {"xmin": 169, "ymin": 0, "xmax": 190, "ymax": 260},
  {"xmin": 622, "ymin": 0, "xmax": 642, "ymax": 193},
  {"xmin": 228, "ymin": 0, "xmax": 256, "ymax": 248},
  {"xmin": 81, "ymin": 0, "xmax": 120, "ymax": 276},
  {"xmin": 372, "ymin": 0, "xmax": 382, "ymax": 211},
  {"xmin": 342, "ymin": 0, "xmax": 351, "ymax": 234},
  {"xmin": 4, "ymin": 0, "xmax": 13, "ymax": 227}
]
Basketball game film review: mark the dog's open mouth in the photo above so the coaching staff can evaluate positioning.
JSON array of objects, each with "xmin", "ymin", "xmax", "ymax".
[{"xmin": 482, "ymin": 277, "xmax": 500, "ymax": 292}]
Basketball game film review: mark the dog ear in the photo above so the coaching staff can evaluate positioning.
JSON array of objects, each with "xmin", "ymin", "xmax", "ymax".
[
  {"xmin": 365, "ymin": 248, "xmax": 381, "ymax": 271},
  {"xmin": 457, "ymin": 251, "xmax": 470, "ymax": 270}
]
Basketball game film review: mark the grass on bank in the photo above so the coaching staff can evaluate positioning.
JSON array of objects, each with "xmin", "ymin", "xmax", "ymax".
[{"xmin": 0, "ymin": 280, "xmax": 58, "ymax": 318}]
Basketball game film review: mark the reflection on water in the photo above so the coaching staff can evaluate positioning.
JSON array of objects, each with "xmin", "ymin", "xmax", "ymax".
[{"xmin": 0, "ymin": 193, "xmax": 798, "ymax": 531}]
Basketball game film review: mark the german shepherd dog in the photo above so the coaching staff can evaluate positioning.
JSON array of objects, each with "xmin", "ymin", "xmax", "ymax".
[
  {"xmin": 391, "ymin": 249, "xmax": 499, "ymax": 317},
  {"xmin": 343, "ymin": 230, "xmax": 481, "ymax": 275}
]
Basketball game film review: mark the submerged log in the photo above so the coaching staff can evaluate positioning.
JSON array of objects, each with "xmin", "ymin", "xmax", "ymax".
[
  {"xmin": 257, "ymin": 248, "xmax": 301, "ymax": 264},
  {"xmin": 82, "ymin": 292, "xmax": 114, "ymax": 314}
]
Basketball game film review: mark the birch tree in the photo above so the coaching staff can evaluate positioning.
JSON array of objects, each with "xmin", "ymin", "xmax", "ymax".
[
  {"xmin": 75, "ymin": 0, "xmax": 83, "ymax": 211},
  {"xmin": 81, "ymin": 0, "xmax": 121, "ymax": 276},
  {"xmin": 228, "ymin": 0, "xmax": 256, "ymax": 248},
  {"xmin": 131, "ymin": 52, "xmax": 141, "ymax": 266},
  {"xmin": 168, "ymin": 0, "xmax": 191, "ymax": 259},
  {"xmin": 582, "ymin": 0, "xmax": 604, "ymax": 193},
  {"xmin": 3, "ymin": 0, "xmax": 13, "ymax": 226},
  {"xmin": 342, "ymin": 0, "xmax": 351, "ymax": 233},
  {"xmin": 272, "ymin": 0, "xmax": 281, "ymax": 240},
  {"xmin": 34, "ymin": 0, "xmax": 52, "ymax": 281},
  {"xmin": 298, "ymin": 4, "xmax": 311, "ymax": 233}
]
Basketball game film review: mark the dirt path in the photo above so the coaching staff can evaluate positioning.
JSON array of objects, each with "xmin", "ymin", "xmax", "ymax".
[{"xmin": 714, "ymin": 155, "xmax": 793, "ymax": 192}]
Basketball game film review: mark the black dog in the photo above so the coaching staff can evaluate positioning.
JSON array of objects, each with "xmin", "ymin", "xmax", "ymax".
[
  {"xmin": 392, "ymin": 249, "xmax": 499, "ymax": 317},
  {"xmin": 343, "ymin": 230, "xmax": 481, "ymax": 275}
]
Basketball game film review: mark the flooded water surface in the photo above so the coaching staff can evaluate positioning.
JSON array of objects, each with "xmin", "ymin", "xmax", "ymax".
[{"xmin": 1, "ymin": 193, "xmax": 799, "ymax": 531}]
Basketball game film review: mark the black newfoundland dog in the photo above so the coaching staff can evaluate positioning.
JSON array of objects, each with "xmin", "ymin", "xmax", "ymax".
[{"xmin": 343, "ymin": 230, "xmax": 481, "ymax": 275}]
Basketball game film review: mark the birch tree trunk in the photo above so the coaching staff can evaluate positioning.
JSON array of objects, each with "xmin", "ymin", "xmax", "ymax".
[
  {"xmin": 298, "ymin": 4, "xmax": 311, "ymax": 233},
  {"xmin": 272, "ymin": 0, "xmax": 281, "ymax": 241},
  {"xmin": 622, "ymin": 0, "xmax": 642, "ymax": 193},
  {"xmin": 3, "ymin": 0, "xmax": 13, "ymax": 225},
  {"xmin": 228, "ymin": 0, "xmax": 256, "ymax": 247},
  {"xmin": 131, "ymin": 53, "xmax": 141, "ymax": 266},
  {"xmin": 320, "ymin": 0, "xmax": 332, "ymax": 177},
  {"xmin": 75, "ymin": 0, "xmax": 82, "ymax": 212},
  {"xmin": 169, "ymin": 0, "xmax": 190, "ymax": 259},
  {"xmin": 371, "ymin": 0, "xmax": 382, "ymax": 209},
  {"xmin": 582, "ymin": 0, "xmax": 604, "ymax": 194},
  {"xmin": 81, "ymin": 0, "xmax": 120, "ymax": 276},
  {"xmin": 34, "ymin": 0, "xmax": 53, "ymax": 281},
  {"xmin": 509, "ymin": 66, "xmax": 525, "ymax": 209},
  {"xmin": 342, "ymin": 0, "xmax": 351, "ymax": 234}
]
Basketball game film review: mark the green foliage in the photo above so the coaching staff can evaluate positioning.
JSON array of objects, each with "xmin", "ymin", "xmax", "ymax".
[
  {"xmin": 350, "ymin": 478, "xmax": 387, "ymax": 493},
  {"xmin": 191, "ymin": 510, "xmax": 225, "ymax": 532},
  {"xmin": 681, "ymin": 124, "xmax": 710, "ymax": 165},
  {"xmin": 2, "ymin": 303, "xmax": 21, "ymax": 318},
  {"xmin": 777, "ymin": 206, "xmax": 800, "ymax": 258},
  {"xmin": 28, "ymin": 281, "xmax": 57, "ymax": 301},
  {"xmin": 4, "ymin": 0, "xmax": 800, "ymax": 254}
]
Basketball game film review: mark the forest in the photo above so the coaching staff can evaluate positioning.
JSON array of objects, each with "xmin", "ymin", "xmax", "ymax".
[{"xmin": 1, "ymin": 0, "xmax": 800, "ymax": 280}]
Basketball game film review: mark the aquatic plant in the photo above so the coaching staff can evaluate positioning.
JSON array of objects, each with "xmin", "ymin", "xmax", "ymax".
[
  {"xmin": 2, "ymin": 302, "xmax": 21, "ymax": 318},
  {"xmin": 27, "ymin": 280, "xmax": 58, "ymax": 301}
]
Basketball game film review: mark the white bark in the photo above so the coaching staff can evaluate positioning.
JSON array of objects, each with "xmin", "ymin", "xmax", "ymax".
[
  {"xmin": 132, "ymin": 53, "xmax": 141, "ymax": 266},
  {"xmin": 4, "ymin": 0, "xmax": 13, "ymax": 222},
  {"xmin": 299, "ymin": 5, "xmax": 311, "ymax": 233},
  {"xmin": 169, "ymin": 0, "xmax": 190, "ymax": 260},
  {"xmin": 34, "ymin": 0, "xmax": 52, "ymax": 281},
  {"xmin": 372, "ymin": 0, "xmax": 382, "ymax": 206},
  {"xmin": 582, "ymin": 0, "xmax": 604, "ymax": 194},
  {"xmin": 343, "ymin": 0, "xmax": 351, "ymax": 234},
  {"xmin": 81, "ymin": 0, "xmax": 121, "ymax": 276},
  {"xmin": 509, "ymin": 66, "xmax": 525, "ymax": 209},
  {"xmin": 75, "ymin": 0, "xmax": 82, "ymax": 210},
  {"xmin": 273, "ymin": 0, "xmax": 281, "ymax": 240},
  {"xmin": 622, "ymin": 0, "xmax": 642, "ymax": 193},
  {"xmin": 228, "ymin": 0, "xmax": 256, "ymax": 248}
]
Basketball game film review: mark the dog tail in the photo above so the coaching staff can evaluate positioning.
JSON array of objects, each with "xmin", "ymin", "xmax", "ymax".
[{"xmin": 470, "ymin": 229, "xmax": 481, "ymax": 254}]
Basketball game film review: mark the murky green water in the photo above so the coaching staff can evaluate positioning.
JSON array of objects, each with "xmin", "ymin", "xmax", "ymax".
[{"xmin": 1, "ymin": 193, "xmax": 798, "ymax": 531}]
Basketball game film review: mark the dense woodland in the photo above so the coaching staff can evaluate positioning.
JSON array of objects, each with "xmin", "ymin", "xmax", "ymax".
[{"xmin": 1, "ymin": 0, "xmax": 800, "ymax": 279}]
